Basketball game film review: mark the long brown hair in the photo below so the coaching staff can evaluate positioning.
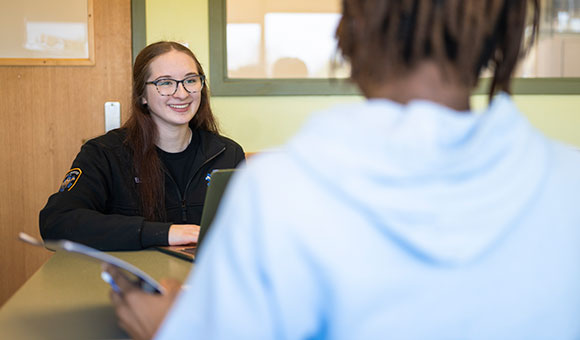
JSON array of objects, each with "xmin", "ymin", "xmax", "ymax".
[
  {"xmin": 123, "ymin": 41, "xmax": 219, "ymax": 221},
  {"xmin": 335, "ymin": 0, "xmax": 540, "ymax": 100}
]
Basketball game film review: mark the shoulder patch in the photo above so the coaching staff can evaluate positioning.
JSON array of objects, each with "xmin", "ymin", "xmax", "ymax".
[{"xmin": 59, "ymin": 168, "xmax": 82, "ymax": 192}]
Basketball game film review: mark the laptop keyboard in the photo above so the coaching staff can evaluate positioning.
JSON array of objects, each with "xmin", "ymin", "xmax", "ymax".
[{"xmin": 181, "ymin": 246, "xmax": 197, "ymax": 255}]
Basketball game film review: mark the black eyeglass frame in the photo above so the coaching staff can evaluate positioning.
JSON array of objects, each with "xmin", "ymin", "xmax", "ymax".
[{"xmin": 145, "ymin": 74, "xmax": 206, "ymax": 96}]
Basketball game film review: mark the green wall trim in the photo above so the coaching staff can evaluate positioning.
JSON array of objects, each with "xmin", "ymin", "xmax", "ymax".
[
  {"xmin": 131, "ymin": 0, "xmax": 147, "ymax": 64},
  {"xmin": 209, "ymin": 0, "xmax": 580, "ymax": 96},
  {"xmin": 474, "ymin": 77, "xmax": 580, "ymax": 95}
]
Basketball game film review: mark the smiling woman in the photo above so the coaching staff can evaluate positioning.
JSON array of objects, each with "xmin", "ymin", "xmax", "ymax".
[
  {"xmin": 38, "ymin": 41, "xmax": 246, "ymax": 251},
  {"xmin": 142, "ymin": 50, "xmax": 204, "ymax": 143}
]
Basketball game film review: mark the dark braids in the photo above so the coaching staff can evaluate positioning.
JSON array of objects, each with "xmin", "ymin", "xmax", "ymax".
[{"xmin": 336, "ymin": 0, "xmax": 540, "ymax": 99}]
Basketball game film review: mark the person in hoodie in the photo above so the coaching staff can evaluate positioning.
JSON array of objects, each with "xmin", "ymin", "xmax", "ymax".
[
  {"xmin": 106, "ymin": 0, "xmax": 580, "ymax": 339},
  {"xmin": 39, "ymin": 41, "xmax": 245, "ymax": 250}
]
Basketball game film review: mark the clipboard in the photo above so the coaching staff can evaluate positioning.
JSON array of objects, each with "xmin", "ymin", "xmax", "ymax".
[{"xmin": 19, "ymin": 232, "xmax": 164, "ymax": 294}]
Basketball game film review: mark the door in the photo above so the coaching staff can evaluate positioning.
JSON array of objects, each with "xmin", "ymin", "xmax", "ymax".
[{"xmin": 0, "ymin": 0, "xmax": 133, "ymax": 305}]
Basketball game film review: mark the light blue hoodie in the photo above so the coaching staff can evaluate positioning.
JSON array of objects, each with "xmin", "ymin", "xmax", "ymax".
[{"xmin": 156, "ymin": 94, "xmax": 580, "ymax": 339}]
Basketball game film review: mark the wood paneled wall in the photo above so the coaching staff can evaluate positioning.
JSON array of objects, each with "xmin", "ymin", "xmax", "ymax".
[{"xmin": 0, "ymin": 0, "xmax": 133, "ymax": 306}]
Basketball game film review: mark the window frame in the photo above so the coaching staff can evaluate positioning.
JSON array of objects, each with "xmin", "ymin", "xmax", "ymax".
[
  {"xmin": 208, "ymin": 0, "xmax": 580, "ymax": 96},
  {"xmin": 131, "ymin": 0, "xmax": 147, "ymax": 64}
]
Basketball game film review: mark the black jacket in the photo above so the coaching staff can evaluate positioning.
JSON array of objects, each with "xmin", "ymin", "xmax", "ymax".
[{"xmin": 39, "ymin": 128, "xmax": 245, "ymax": 250}]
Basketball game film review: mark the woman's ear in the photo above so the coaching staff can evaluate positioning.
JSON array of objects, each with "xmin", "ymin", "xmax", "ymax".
[{"xmin": 141, "ymin": 96, "xmax": 147, "ymax": 105}]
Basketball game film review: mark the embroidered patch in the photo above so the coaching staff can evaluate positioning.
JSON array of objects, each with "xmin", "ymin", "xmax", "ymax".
[{"xmin": 59, "ymin": 168, "xmax": 82, "ymax": 192}]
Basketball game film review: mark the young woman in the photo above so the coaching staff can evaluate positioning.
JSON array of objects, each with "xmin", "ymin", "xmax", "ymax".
[
  {"xmin": 109, "ymin": 1, "xmax": 580, "ymax": 339},
  {"xmin": 40, "ymin": 41, "xmax": 245, "ymax": 250}
]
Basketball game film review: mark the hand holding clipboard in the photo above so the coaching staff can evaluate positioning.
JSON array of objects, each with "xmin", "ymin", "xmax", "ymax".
[{"xmin": 18, "ymin": 232, "xmax": 164, "ymax": 295}]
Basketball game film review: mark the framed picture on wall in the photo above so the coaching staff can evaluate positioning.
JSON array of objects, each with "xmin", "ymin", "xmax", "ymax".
[{"xmin": 0, "ymin": 0, "xmax": 94, "ymax": 66}]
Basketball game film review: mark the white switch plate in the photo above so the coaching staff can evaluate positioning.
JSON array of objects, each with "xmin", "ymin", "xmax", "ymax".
[{"xmin": 104, "ymin": 101, "xmax": 121, "ymax": 132}]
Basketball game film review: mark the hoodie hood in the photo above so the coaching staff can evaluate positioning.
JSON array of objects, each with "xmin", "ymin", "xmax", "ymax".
[{"xmin": 287, "ymin": 93, "xmax": 549, "ymax": 265}]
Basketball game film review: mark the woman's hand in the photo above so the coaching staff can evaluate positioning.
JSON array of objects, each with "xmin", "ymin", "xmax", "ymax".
[
  {"xmin": 105, "ymin": 264, "xmax": 182, "ymax": 340},
  {"xmin": 168, "ymin": 224, "xmax": 200, "ymax": 245}
]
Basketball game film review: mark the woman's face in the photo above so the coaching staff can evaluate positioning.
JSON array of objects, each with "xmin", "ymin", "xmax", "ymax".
[{"xmin": 142, "ymin": 50, "xmax": 202, "ymax": 131}]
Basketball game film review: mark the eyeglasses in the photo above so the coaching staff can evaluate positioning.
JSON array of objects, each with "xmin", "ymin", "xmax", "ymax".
[{"xmin": 146, "ymin": 75, "xmax": 205, "ymax": 96}]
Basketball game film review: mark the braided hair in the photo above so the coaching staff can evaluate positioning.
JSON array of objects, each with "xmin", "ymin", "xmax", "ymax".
[{"xmin": 336, "ymin": 0, "xmax": 540, "ymax": 99}]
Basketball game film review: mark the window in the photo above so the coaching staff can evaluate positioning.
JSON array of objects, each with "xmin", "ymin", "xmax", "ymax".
[{"xmin": 209, "ymin": 0, "xmax": 580, "ymax": 96}]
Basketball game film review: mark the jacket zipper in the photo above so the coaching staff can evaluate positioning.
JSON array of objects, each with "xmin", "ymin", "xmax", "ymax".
[
  {"xmin": 165, "ymin": 146, "xmax": 226, "ymax": 223},
  {"xmin": 161, "ymin": 171, "xmax": 185, "ymax": 221}
]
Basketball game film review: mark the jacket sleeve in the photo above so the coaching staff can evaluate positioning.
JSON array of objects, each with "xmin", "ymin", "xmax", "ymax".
[
  {"xmin": 223, "ymin": 136, "xmax": 245, "ymax": 168},
  {"xmin": 234, "ymin": 142, "xmax": 246, "ymax": 167},
  {"xmin": 39, "ymin": 140, "xmax": 171, "ymax": 250}
]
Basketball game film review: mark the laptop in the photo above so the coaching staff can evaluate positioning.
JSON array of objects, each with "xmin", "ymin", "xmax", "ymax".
[{"xmin": 156, "ymin": 168, "xmax": 236, "ymax": 261}]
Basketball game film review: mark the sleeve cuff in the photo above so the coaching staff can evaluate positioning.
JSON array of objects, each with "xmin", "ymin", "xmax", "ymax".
[{"xmin": 140, "ymin": 221, "xmax": 172, "ymax": 248}]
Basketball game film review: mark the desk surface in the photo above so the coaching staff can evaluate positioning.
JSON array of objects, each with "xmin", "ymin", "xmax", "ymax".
[{"xmin": 0, "ymin": 249, "xmax": 193, "ymax": 339}]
